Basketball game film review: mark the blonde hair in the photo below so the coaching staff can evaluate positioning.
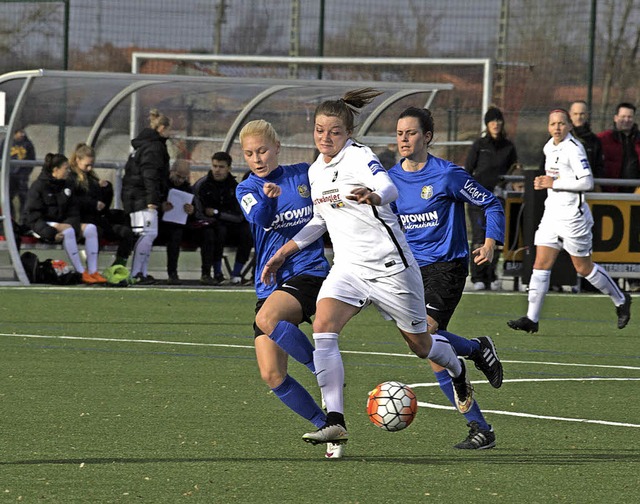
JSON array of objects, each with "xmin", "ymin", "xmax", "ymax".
[
  {"xmin": 149, "ymin": 108, "xmax": 171, "ymax": 130},
  {"xmin": 239, "ymin": 119, "xmax": 280, "ymax": 146},
  {"xmin": 69, "ymin": 142, "xmax": 98, "ymax": 191}
]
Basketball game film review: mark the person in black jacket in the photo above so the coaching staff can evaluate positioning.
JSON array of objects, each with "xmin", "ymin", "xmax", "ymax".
[
  {"xmin": 193, "ymin": 152, "xmax": 253, "ymax": 285},
  {"xmin": 23, "ymin": 153, "xmax": 106, "ymax": 284},
  {"xmin": 121, "ymin": 109, "xmax": 172, "ymax": 284},
  {"xmin": 465, "ymin": 106, "xmax": 518, "ymax": 291},
  {"xmin": 569, "ymin": 100, "xmax": 605, "ymax": 181},
  {"xmin": 158, "ymin": 160, "xmax": 195, "ymax": 284},
  {"xmin": 9, "ymin": 128, "xmax": 36, "ymax": 223},
  {"xmin": 68, "ymin": 143, "xmax": 136, "ymax": 268}
]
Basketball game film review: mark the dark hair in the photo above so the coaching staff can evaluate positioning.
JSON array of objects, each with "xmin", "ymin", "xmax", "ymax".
[
  {"xmin": 42, "ymin": 153, "xmax": 68, "ymax": 175},
  {"xmin": 398, "ymin": 107, "xmax": 435, "ymax": 146},
  {"xmin": 616, "ymin": 102, "xmax": 636, "ymax": 114},
  {"xmin": 212, "ymin": 151, "xmax": 232, "ymax": 166},
  {"xmin": 314, "ymin": 87, "xmax": 383, "ymax": 132},
  {"xmin": 570, "ymin": 99, "xmax": 587, "ymax": 107}
]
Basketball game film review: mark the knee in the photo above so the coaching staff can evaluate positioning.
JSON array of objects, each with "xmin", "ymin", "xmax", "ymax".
[
  {"xmin": 255, "ymin": 312, "xmax": 276, "ymax": 336},
  {"xmin": 406, "ymin": 334, "xmax": 431, "ymax": 359}
]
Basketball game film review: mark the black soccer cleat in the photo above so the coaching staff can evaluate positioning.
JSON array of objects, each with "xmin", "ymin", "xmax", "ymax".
[
  {"xmin": 507, "ymin": 316, "xmax": 539, "ymax": 334},
  {"xmin": 616, "ymin": 293, "xmax": 632, "ymax": 329},
  {"xmin": 470, "ymin": 336, "xmax": 503, "ymax": 389},
  {"xmin": 454, "ymin": 421, "xmax": 496, "ymax": 450}
]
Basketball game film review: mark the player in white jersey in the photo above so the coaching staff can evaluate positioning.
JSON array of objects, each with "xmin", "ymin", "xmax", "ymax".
[
  {"xmin": 261, "ymin": 89, "xmax": 474, "ymax": 449},
  {"xmin": 508, "ymin": 109, "xmax": 631, "ymax": 333}
]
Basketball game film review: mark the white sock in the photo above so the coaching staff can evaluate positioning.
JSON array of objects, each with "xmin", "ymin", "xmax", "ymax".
[
  {"xmin": 427, "ymin": 333, "xmax": 462, "ymax": 377},
  {"xmin": 585, "ymin": 263, "xmax": 625, "ymax": 306},
  {"xmin": 83, "ymin": 224, "xmax": 99, "ymax": 274},
  {"xmin": 62, "ymin": 227, "xmax": 84, "ymax": 273},
  {"xmin": 130, "ymin": 210, "xmax": 158, "ymax": 276},
  {"xmin": 312, "ymin": 332, "xmax": 344, "ymax": 414},
  {"xmin": 527, "ymin": 269, "xmax": 551, "ymax": 322}
]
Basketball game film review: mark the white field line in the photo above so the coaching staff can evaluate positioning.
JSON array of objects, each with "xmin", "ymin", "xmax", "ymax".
[{"xmin": 411, "ymin": 378, "xmax": 640, "ymax": 428}]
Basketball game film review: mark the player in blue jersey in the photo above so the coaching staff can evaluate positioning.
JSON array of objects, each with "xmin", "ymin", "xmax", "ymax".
[
  {"xmin": 388, "ymin": 106, "xmax": 506, "ymax": 449},
  {"xmin": 261, "ymin": 90, "xmax": 474, "ymax": 451},
  {"xmin": 236, "ymin": 120, "xmax": 341, "ymax": 459}
]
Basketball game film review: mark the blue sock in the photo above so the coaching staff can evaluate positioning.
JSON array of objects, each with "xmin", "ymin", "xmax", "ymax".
[
  {"xmin": 213, "ymin": 260, "xmax": 222, "ymax": 275},
  {"xmin": 437, "ymin": 330, "xmax": 479, "ymax": 357},
  {"xmin": 231, "ymin": 261, "xmax": 244, "ymax": 277},
  {"xmin": 272, "ymin": 374, "xmax": 326, "ymax": 428},
  {"xmin": 434, "ymin": 370, "xmax": 489, "ymax": 430},
  {"xmin": 270, "ymin": 320, "xmax": 315, "ymax": 373}
]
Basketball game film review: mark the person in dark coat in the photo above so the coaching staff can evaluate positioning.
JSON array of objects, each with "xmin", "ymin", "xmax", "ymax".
[
  {"xmin": 193, "ymin": 151, "xmax": 253, "ymax": 285},
  {"xmin": 9, "ymin": 128, "xmax": 36, "ymax": 222},
  {"xmin": 465, "ymin": 106, "xmax": 518, "ymax": 291},
  {"xmin": 23, "ymin": 153, "xmax": 106, "ymax": 284},
  {"xmin": 569, "ymin": 100, "xmax": 605, "ymax": 180},
  {"xmin": 68, "ymin": 143, "xmax": 136, "ymax": 268},
  {"xmin": 121, "ymin": 108, "xmax": 172, "ymax": 284}
]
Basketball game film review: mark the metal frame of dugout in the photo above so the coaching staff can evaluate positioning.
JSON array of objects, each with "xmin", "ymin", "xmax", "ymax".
[{"xmin": 0, "ymin": 69, "xmax": 454, "ymax": 285}]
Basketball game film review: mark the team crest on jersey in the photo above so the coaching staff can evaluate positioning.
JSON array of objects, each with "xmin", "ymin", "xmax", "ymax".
[
  {"xmin": 297, "ymin": 184, "xmax": 310, "ymax": 198},
  {"xmin": 420, "ymin": 185, "xmax": 434, "ymax": 200}
]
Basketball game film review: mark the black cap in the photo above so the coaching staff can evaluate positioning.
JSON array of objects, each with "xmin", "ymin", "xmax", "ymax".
[{"xmin": 484, "ymin": 107, "xmax": 504, "ymax": 125}]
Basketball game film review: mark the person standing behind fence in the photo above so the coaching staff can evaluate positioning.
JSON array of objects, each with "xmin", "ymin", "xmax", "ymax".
[
  {"xmin": 23, "ymin": 153, "xmax": 106, "ymax": 284},
  {"xmin": 193, "ymin": 151, "xmax": 253, "ymax": 285},
  {"xmin": 597, "ymin": 102, "xmax": 640, "ymax": 193},
  {"xmin": 68, "ymin": 143, "xmax": 136, "ymax": 269},
  {"xmin": 569, "ymin": 100, "xmax": 604, "ymax": 181},
  {"xmin": 121, "ymin": 109, "xmax": 172, "ymax": 285},
  {"xmin": 507, "ymin": 109, "xmax": 631, "ymax": 334},
  {"xmin": 464, "ymin": 106, "xmax": 518, "ymax": 291}
]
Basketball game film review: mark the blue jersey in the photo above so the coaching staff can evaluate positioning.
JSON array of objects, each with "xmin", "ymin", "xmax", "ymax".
[
  {"xmin": 236, "ymin": 163, "xmax": 330, "ymax": 299},
  {"xmin": 388, "ymin": 155, "xmax": 505, "ymax": 267}
]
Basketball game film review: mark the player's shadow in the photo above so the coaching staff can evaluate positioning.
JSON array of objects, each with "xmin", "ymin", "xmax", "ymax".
[{"xmin": 2, "ymin": 450, "xmax": 640, "ymax": 466}]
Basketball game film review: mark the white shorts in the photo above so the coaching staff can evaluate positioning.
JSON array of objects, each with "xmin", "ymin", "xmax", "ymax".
[
  {"xmin": 534, "ymin": 212, "xmax": 593, "ymax": 257},
  {"xmin": 317, "ymin": 263, "xmax": 427, "ymax": 334},
  {"xmin": 130, "ymin": 209, "xmax": 158, "ymax": 236}
]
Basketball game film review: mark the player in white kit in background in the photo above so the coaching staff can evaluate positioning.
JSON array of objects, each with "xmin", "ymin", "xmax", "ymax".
[
  {"xmin": 261, "ymin": 89, "xmax": 474, "ymax": 449},
  {"xmin": 508, "ymin": 108, "xmax": 631, "ymax": 333}
]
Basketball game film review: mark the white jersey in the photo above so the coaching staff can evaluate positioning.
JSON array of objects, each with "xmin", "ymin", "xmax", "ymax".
[
  {"xmin": 542, "ymin": 132, "xmax": 594, "ymax": 221},
  {"xmin": 306, "ymin": 139, "xmax": 415, "ymax": 280}
]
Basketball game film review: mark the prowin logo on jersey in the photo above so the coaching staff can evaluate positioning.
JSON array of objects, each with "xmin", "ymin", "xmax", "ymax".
[
  {"xmin": 399, "ymin": 210, "xmax": 439, "ymax": 229},
  {"xmin": 297, "ymin": 184, "xmax": 310, "ymax": 198},
  {"xmin": 460, "ymin": 179, "xmax": 488, "ymax": 204},
  {"xmin": 271, "ymin": 204, "xmax": 314, "ymax": 229},
  {"xmin": 420, "ymin": 185, "xmax": 433, "ymax": 200}
]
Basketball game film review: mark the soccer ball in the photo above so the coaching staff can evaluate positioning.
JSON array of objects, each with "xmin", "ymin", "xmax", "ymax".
[{"xmin": 366, "ymin": 381, "xmax": 418, "ymax": 432}]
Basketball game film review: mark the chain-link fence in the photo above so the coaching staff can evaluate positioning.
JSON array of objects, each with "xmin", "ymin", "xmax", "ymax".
[{"xmin": 2, "ymin": 0, "xmax": 640, "ymax": 164}]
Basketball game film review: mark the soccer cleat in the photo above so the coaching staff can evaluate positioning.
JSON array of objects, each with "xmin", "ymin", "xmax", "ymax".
[
  {"xmin": 451, "ymin": 358, "xmax": 474, "ymax": 414},
  {"xmin": 471, "ymin": 336, "xmax": 503, "ymax": 389},
  {"xmin": 200, "ymin": 274, "xmax": 215, "ymax": 286},
  {"xmin": 616, "ymin": 293, "xmax": 632, "ymax": 329},
  {"xmin": 302, "ymin": 423, "xmax": 348, "ymax": 445},
  {"xmin": 454, "ymin": 421, "xmax": 496, "ymax": 450},
  {"xmin": 167, "ymin": 273, "xmax": 181, "ymax": 285},
  {"xmin": 229, "ymin": 275, "xmax": 242, "ymax": 285},
  {"xmin": 473, "ymin": 281, "xmax": 486, "ymax": 291},
  {"xmin": 133, "ymin": 273, "xmax": 156, "ymax": 285},
  {"xmin": 507, "ymin": 316, "xmax": 539, "ymax": 334},
  {"xmin": 90, "ymin": 271, "xmax": 108, "ymax": 284},
  {"xmin": 81, "ymin": 271, "xmax": 100, "ymax": 284},
  {"xmin": 325, "ymin": 442, "xmax": 345, "ymax": 459},
  {"xmin": 214, "ymin": 273, "xmax": 226, "ymax": 285}
]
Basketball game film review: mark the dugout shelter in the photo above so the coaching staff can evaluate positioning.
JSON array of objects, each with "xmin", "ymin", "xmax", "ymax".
[{"xmin": 0, "ymin": 69, "xmax": 454, "ymax": 285}]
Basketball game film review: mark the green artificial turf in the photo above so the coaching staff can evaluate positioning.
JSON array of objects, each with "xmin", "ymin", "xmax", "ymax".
[{"xmin": 0, "ymin": 287, "xmax": 637, "ymax": 503}]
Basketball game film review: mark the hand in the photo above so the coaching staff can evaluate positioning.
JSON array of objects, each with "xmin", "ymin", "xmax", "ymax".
[
  {"xmin": 160, "ymin": 202, "xmax": 171, "ymax": 212},
  {"xmin": 472, "ymin": 243, "xmax": 495, "ymax": 265},
  {"xmin": 184, "ymin": 203, "xmax": 194, "ymax": 215},
  {"xmin": 261, "ymin": 252, "xmax": 286, "ymax": 285},
  {"xmin": 205, "ymin": 207, "xmax": 219, "ymax": 218},
  {"xmin": 534, "ymin": 175, "xmax": 554, "ymax": 190},
  {"xmin": 346, "ymin": 187, "xmax": 381, "ymax": 206},
  {"xmin": 99, "ymin": 179, "xmax": 109, "ymax": 188},
  {"xmin": 97, "ymin": 201, "xmax": 106, "ymax": 212},
  {"xmin": 263, "ymin": 182, "xmax": 282, "ymax": 198}
]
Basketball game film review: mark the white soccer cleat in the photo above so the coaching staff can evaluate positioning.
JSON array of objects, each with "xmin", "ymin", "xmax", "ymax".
[{"xmin": 302, "ymin": 423, "xmax": 348, "ymax": 445}]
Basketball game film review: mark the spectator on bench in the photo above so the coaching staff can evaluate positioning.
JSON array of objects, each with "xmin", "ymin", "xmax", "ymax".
[
  {"xmin": 68, "ymin": 143, "xmax": 136, "ymax": 268},
  {"xmin": 23, "ymin": 153, "xmax": 107, "ymax": 284},
  {"xmin": 158, "ymin": 159, "xmax": 195, "ymax": 285},
  {"xmin": 192, "ymin": 151, "xmax": 253, "ymax": 285}
]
